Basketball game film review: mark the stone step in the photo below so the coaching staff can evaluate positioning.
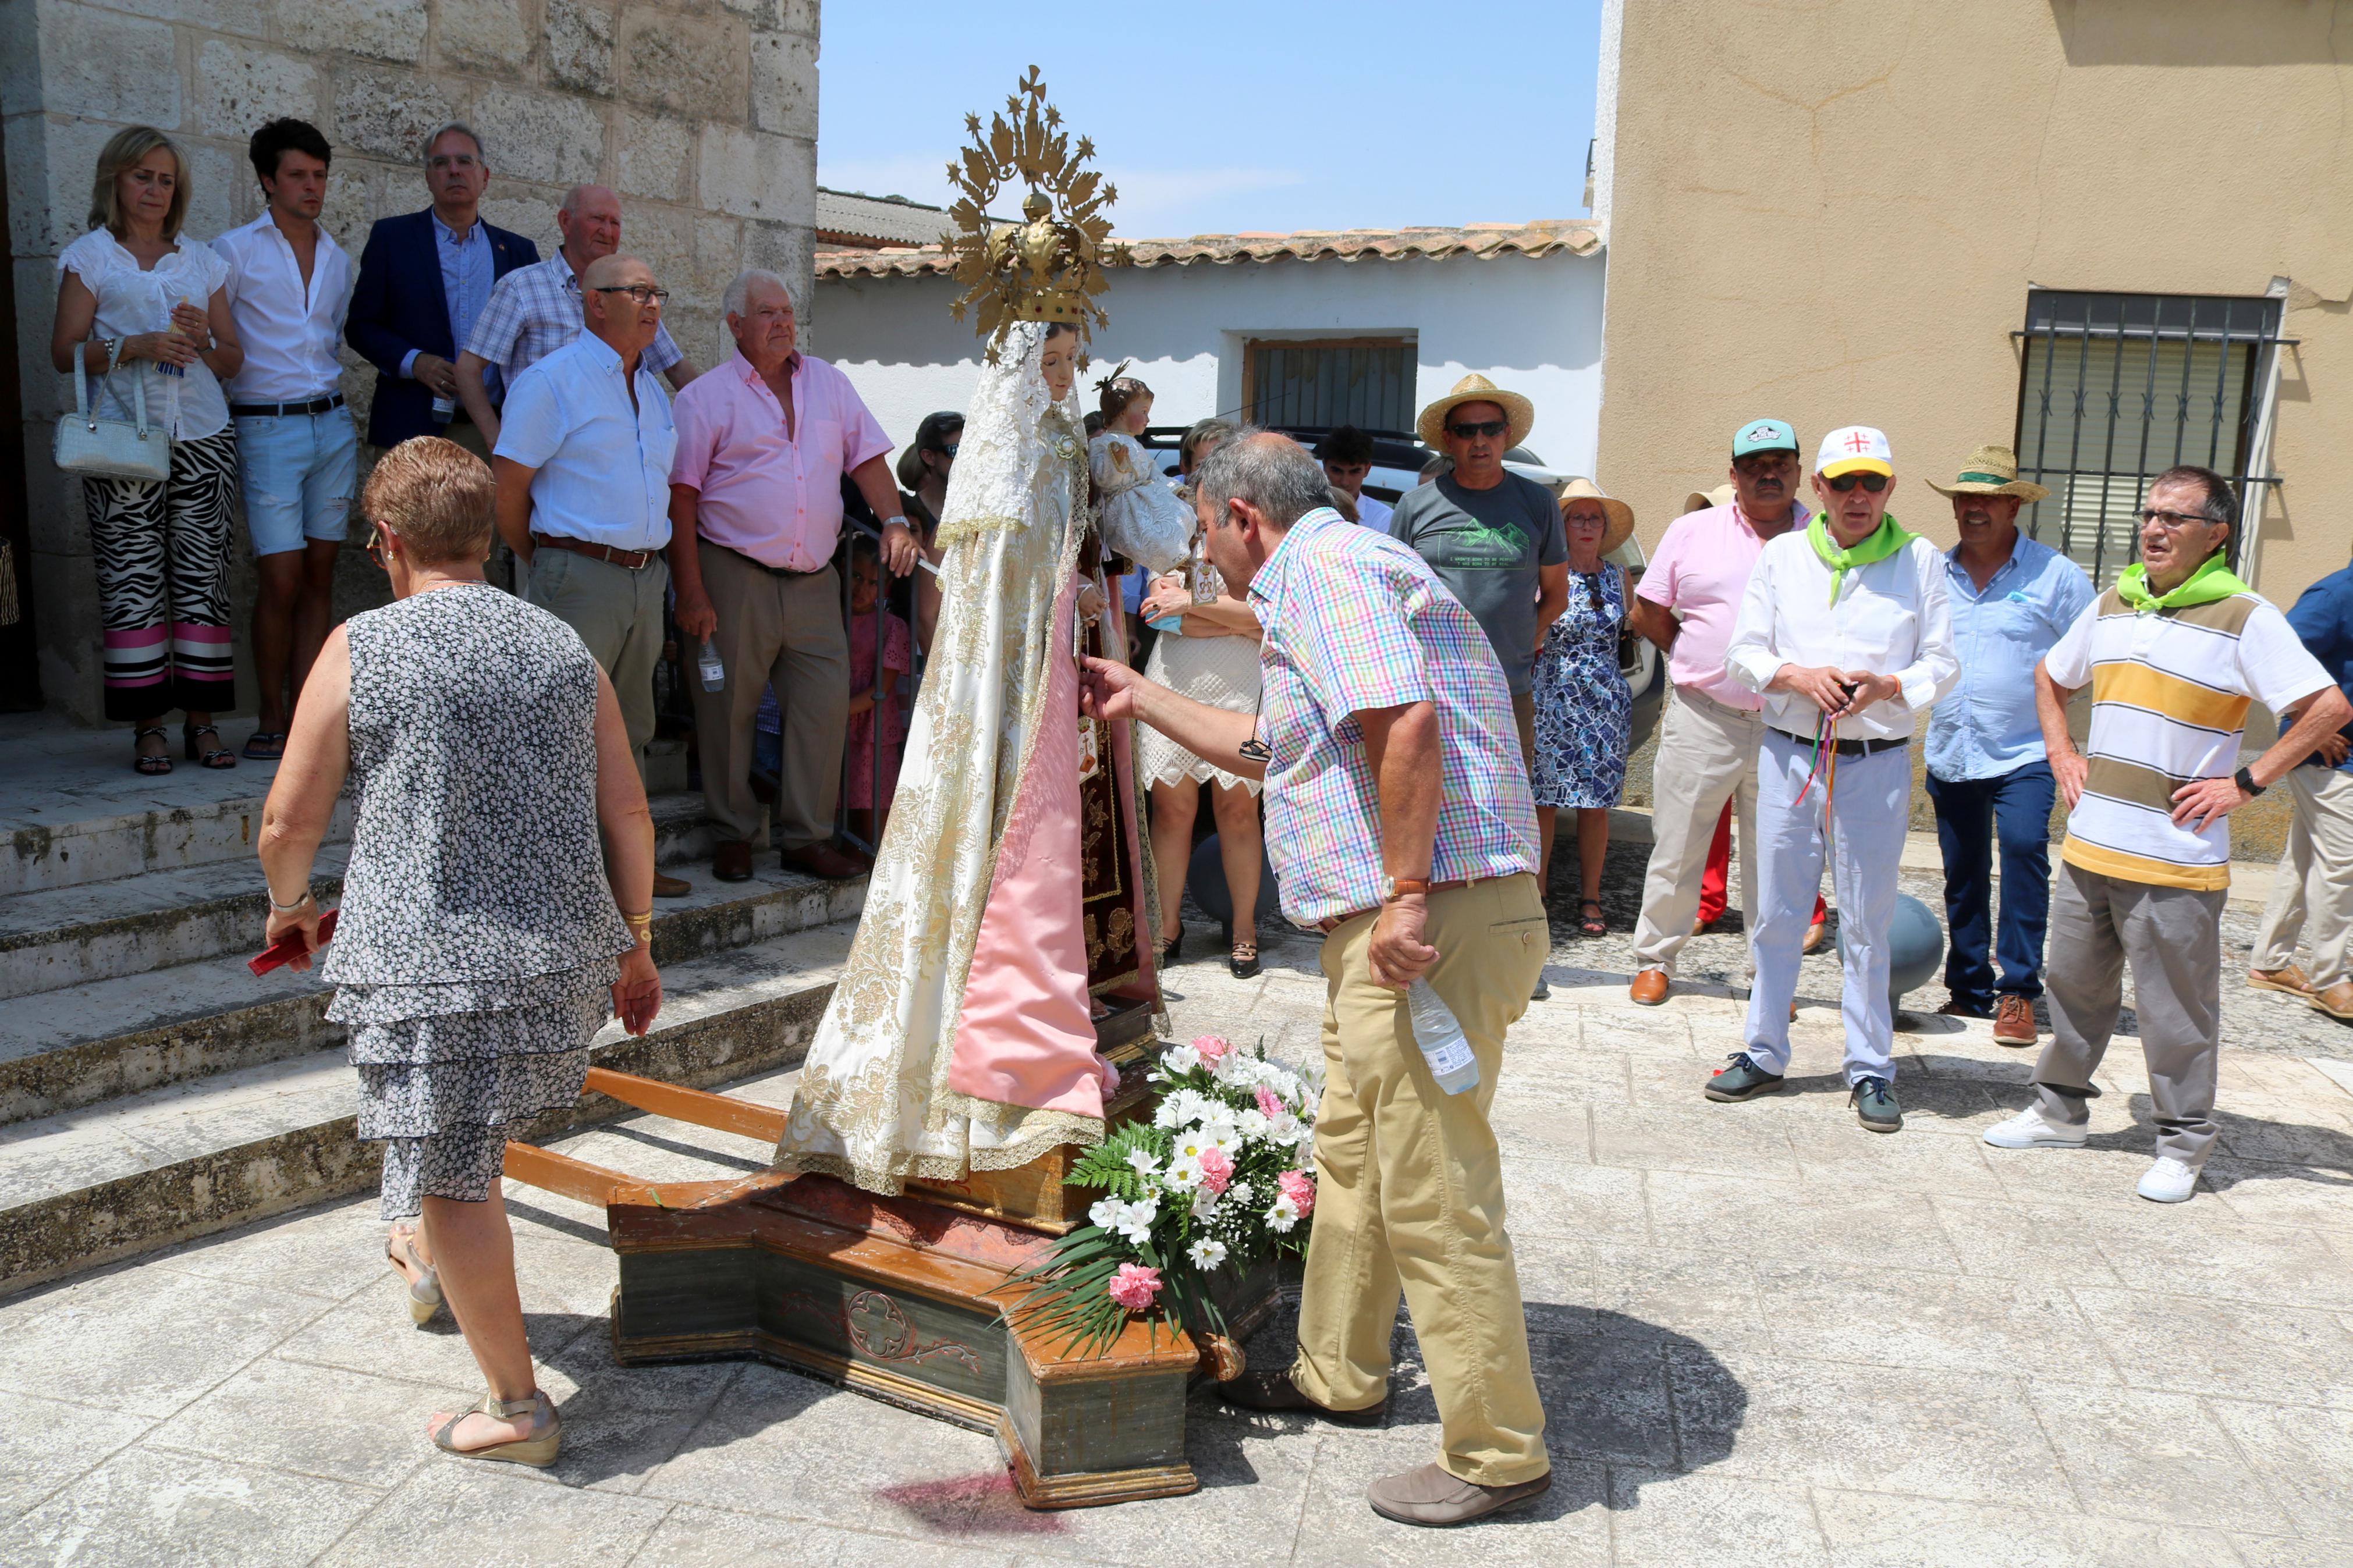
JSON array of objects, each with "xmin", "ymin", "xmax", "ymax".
[
  {"xmin": 0, "ymin": 859, "xmax": 864, "ymax": 1127},
  {"xmin": 0, "ymin": 791, "xmax": 718, "ymax": 1002},
  {"xmin": 0, "ymin": 922, "xmax": 853, "ymax": 1297}
]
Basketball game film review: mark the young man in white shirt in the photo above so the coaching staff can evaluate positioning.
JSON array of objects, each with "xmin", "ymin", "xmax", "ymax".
[
  {"xmin": 214, "ymin": 118, "xmax": 356, "ymax": 758},
  {"xmin": 1708, "ymin": 426, "xmax": 1958, "ymax": 1132}
]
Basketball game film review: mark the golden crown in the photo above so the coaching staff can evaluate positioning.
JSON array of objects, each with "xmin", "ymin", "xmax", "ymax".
[{"xmin": 944, "ymin": 66, "xmax": 1127, "ymax": 362}]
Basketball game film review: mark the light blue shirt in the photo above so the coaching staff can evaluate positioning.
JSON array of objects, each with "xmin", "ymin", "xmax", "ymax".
[
  {"xmin": 494, "ymin": 333, "xmax": 676, "ymax": 552},
  {"xmin": 1925, "ymin": 532, "xmax": 2094, "ymax": 782},
  {"xmin": 399, "ymin": 215, "xmax": 496, "ymax": 393}
]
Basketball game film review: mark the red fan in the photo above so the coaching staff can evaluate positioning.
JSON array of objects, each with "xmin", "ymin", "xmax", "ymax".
[{"xmin": 249, "ymin": 908, "xmax": 339, "ymax": 976}]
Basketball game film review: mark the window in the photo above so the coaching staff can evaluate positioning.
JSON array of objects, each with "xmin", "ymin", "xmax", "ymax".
[
  {"xmin": 2014, "ymin": 290, "xmax": 2284, "ymax": 586},
  {"xmin": 1242, "ymin": 337, "xmax": 1414, "ymax": 432}
]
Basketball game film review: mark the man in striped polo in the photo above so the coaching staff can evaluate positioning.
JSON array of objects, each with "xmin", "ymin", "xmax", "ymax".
[{"xmin": 1985, "ymin": 466, "xmax": 2351, "ymax": 1202}]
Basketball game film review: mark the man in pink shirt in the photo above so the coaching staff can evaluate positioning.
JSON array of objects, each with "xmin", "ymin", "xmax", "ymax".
[
  {"xmin": 1623, "ymin": 418, "xmax": 1811, "ymax": 1004},
  {"xmin": 668, "ymin": 268, "xmax": 917, "ymax": 883}
]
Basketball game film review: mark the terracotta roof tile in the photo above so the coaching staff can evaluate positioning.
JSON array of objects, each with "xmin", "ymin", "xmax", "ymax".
[{"xmin": 815, "ymin": 219, "xmax": 1601, "ymax": 279}]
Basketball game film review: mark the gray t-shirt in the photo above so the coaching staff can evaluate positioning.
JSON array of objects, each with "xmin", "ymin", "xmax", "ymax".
[{"xmin": 1388, "ymin": 472, "xmax": 1568, "ymax": 694}]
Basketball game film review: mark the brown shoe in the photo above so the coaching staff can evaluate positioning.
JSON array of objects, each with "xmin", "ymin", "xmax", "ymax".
[
  {"xmin": 2308, "ymin": 982, "xmax": 2353, "ymax": 1023},
  {"xmin": 781, "ymin": 842, "xmax": 864, "ymax": 880},
  {"xmin": 712, "ymin": 841, "xmax": 753, "ymax": 883},
  {"xmin": 652, "ymin": 872, "xmax": 691, "ymax": 898},
  {"xmin": 1802, "ymin": 916, "xmax": 1829, "ymax": 955},
  {"xmin": 2248, "ymin": 963, "xmax": 2316, "ymax": 997},
  {"xmin": 1993, "ymin": 994, "xmax": 2039, "ymax": 1047},
  {"xmin": 1366, "ymin": 1462, "xmax": 1550, "ymax": 1527},
  {"xmin": 1629, "ymin": 969, "xmax": 1670, "ymax": 1006},
  {"xmin": 1216, "ymin": 1369, "xmax": 1386, "ymax": 1427}
]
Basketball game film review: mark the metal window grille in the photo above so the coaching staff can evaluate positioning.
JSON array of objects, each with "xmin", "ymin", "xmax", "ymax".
[
  {"xmin": 2012, "ymin": 289, "xmax": 2287, "ymax": 586},
  {"xmin": 1244, "ymin": 339, "xmax": 1414, "ymax": 430}
]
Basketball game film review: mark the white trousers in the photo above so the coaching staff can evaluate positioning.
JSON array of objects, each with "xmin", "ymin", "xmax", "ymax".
[
  {"xmin": 1631, "ymin": 685, "xmax": 1767, "ymax": 973},
  {"xmin": 1743, "ymin": 730, "xmax": 1910, "ymax": 1084},
  {"xmin": 2251, "ymin": 765, "xmax": 2353, "ymax": 991}
]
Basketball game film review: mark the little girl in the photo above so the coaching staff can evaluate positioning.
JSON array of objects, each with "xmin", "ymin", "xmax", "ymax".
[
  {"xmin": 845, "ymin": 540, "xmax": 912, "ymax": 846},
  {"xmin": 1088, "ymin": 365, "xmax": 1191, "ymax": 575}
]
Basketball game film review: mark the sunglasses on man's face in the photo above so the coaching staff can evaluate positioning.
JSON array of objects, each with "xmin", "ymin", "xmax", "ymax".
[
  {"xmin": 1827, "ymin": 471, "xmax": 1889, "ymax": 493},
  {"xmin": 1447, "ymin": 419, "xmax": 1509, "ymax": 439}
]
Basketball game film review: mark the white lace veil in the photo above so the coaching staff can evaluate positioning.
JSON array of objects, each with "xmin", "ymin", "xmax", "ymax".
[{"xmin": 935, "ymin": 319, "xmax": 1086, "ymax": 546}]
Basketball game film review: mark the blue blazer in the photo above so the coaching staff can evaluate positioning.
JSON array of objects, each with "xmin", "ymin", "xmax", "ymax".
[{"xmin": 346, "ymin": 209, "xmax": 539, "ymax": 448}]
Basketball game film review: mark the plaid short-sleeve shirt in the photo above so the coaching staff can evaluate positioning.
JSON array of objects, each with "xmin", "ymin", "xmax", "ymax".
[
  {"xmin": 465, "ymin": 255, "xmax": 682, "ymax": 386},
  {"xmin": 1247, "ymin": 508, "xmax": 1537, "ymax": 927}
]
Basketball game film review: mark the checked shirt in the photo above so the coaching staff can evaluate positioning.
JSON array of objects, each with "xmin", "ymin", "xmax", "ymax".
[{"xmin": 465, "ymin": 255, "xmax": 683, "ymax": 385}]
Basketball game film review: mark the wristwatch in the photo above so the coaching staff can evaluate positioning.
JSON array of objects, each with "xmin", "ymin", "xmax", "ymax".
[
  {"xmin": 2234, "ymin": 766, "xmax": 2266, "ymax": 798},
  {"xmin": 1380, "ymin": 875, "xmax": 1430, "ymax": 902}
]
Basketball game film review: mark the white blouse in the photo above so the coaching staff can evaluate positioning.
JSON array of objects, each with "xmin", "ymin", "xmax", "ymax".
[{"xmin": 56, "ymin": 228, "xmax": 232, "ymax": 441}]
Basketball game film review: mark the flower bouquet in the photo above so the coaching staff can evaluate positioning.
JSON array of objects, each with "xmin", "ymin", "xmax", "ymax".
[{"xmin": 1007, "ymin": 1034, "xmax": 1321, "ymax": 1357}]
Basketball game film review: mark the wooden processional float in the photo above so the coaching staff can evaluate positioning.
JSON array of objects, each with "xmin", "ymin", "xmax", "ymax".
[{"xmin": 501, "ymin": 998, "xmax": 1281, "ymax": 1510}]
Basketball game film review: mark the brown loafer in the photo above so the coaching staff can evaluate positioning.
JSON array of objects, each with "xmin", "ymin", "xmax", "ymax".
[
  {"xmin": 781, "ymin": 842, "xmax": 864, "ymax": 880},
  {"xmin": 2248, "ymin": 963, "xmax": 2315, "ymax": 997},
  {"xmin": 712, "ymin": 841, "xmax": 754, "ymax": 883},
  {"xmin": 1367, "ymin": 1462, "xmax": 1550, "ymax": 1527},
  {"xmin": 1629, "ymin": 969, "xmax": 1670, "ymax": 1006},
  {"xmin": 1215, "ymin": 1369, "xmax": 1386, "ymax": 1427},
  {"xmin": 652, "ymin": 872, "xmax": 691, "ymax": 898},
  {"xmin": 1993, "ymin": 994, "xmax": 2039, "ymax": 1047},
  {"xmin": 2308, "ymin": 982, "xmax": 2353, "ymax": 1023}
]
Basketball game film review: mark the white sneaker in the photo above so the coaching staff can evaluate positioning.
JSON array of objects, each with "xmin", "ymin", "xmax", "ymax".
[
  {"xmin": 2135, "ymin": 1156, "xmax": 2199, "ymax": 1204},
  {"xmin": 1982, "ymin": 1105, "xmax": 2089, "ymax": 1150}
]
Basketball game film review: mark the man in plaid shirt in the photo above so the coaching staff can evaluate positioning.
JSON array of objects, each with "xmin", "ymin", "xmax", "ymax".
[{"xmin": 1083, "ymin": 431, "xmax": 1553, "ymax": 1529}]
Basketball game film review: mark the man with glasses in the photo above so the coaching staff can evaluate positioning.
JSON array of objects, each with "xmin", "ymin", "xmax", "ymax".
[
  {"xmin": 667, "ymin": 269, "xmax": 914, "ymax": 885},
  {"xmin": 1986, "ymin": 467, "xmax": 2348, "ymax": 1201},
  {"xmin": 1709, "ymin": 426, "xmax": 1956, "ymax": 1133},
  {"xmin": 491, "ymin": 255, "xmax": 689, "ymax": 893},
  {"xmin": 1624, "ymin": 418, "xmax": 1819, "ymax": 1005}
]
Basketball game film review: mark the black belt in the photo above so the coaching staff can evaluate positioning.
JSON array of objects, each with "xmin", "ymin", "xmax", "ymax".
[
  {"xmin": 1770, "ymin": 727, "xmax": 1910, "ymax": 758},
  {"xmin": 230, "ymin": 394, "xmax": 346, "ymax": 417}
]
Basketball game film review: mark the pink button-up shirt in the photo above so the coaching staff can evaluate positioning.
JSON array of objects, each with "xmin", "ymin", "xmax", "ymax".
[
  {"xmin": 1634, "ymin": 500, "xmax": 1807, "ymax": 710},
  {"xmin": 669, "ymin": 349, "xmax": 892, "ymax": 571}
]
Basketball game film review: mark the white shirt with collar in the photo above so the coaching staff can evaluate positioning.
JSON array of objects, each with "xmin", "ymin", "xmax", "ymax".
[
  {"xmin": 212, "ymin": 211, "xmax": 352, "ymax": 403},
  {"xmin": 1725, "ymin": 523, "xmax": 1958, "ymax": 742},
  {"xmin": 494, "ymin": 332, "xmax": 676, "ymax": 552}
]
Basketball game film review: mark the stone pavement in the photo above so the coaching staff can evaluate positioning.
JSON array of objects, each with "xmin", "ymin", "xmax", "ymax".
[{"xmin": 5, "ymin": 877, "xmax": 2353, "ymax": 1566}]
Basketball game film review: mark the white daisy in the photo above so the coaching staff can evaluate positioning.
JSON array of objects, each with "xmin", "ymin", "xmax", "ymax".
[{"xmin": 1187, "ymin": 1238, "xmax": 1229, "ymax": 1270}]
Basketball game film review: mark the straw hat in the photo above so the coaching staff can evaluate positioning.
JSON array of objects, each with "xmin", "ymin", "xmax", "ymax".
[
  {"xmin": 1682, "ymin": 482, "xmax": 1736, "ymax": 515},
  {"xmin": 1415, "ymin": 373, "xmax": 1535, "ymax": 451},
  {"xmin": 1558, "ymin": 478, "xmax": 1634, "ymax": 556},
  {"xmin": 1927, "ymin": 444, "xmax": 2050, "ymax": 503}
]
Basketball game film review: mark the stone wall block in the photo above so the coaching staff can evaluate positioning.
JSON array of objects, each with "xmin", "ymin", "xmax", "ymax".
[
  {"xmin": 195, "ymin": 40, "xmax": 321, "ymax": 140},
  {"xmin": 545, "ymin": 0, "xmax": 615, "ymax": 97},
  {"xmin": 470, "ymin": 85, "xmax": 605, "ymax": 186},
  {"xmin": 748, "ymin": 29, "xmax": 815, "ymax": 138},
  {"xmin": 773, "ymin": 0, "xmax": 816, "ymax": 36},
  {"xmin": 617, "ymin": 9, "xmax": 746, "ymax": 122},
  {"xmin": 616, "ymin": 110, "xmax": 691, "ymax": 200},
  {"xmin": 696, "ymin": 125, "xmax": 807, "ymax": 224},
  {"xmin": 434, "ymin": 0, "xmax": 531, "ymax": 76},
  {"xmin": 36, "ymin": 4, "xmax": 182, "ymax": 126},
  {"xmin": 742, "ymin": 217, "xmax": 807, "ymax": 299},
  {"xmin": 276, "ymin": 0, "xmax": 428, "ymax": 66},
  {"xmin": 692, "ymin": 213, "xmax": 741, "ymax": 298},
  {"xmin": 480, "ymin": 193, "xmax": 559, "ymax": 247},
  {"xmin": 182, "ymin": 136, "xmax": 245, "ymax": 240},
  {"xmin": 15, "ymin": 261, "xmax": 70, "ymax": 423},
  {"xmin": 330, "ymin": 65, "xmax": 456, "ymax": 163},
  {"xmin": 68, "ymin": 0, "xmax": 271, "ymax": 40}
]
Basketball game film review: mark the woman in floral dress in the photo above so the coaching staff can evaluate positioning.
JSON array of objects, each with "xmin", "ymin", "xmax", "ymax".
[{"xmin": 1530, "ymin": 480, "xmax": 1635, "ymax": 936}]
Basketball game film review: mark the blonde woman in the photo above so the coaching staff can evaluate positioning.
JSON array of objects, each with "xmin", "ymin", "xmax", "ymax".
[{"xmin": 49, "ymin": 126, "xmax": 244, "ymax": 770}]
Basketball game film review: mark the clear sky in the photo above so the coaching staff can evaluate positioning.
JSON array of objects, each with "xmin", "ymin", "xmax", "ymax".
[{"xmin": 814, "ymin": 0, "xmax": 1606, "ymax": 239}]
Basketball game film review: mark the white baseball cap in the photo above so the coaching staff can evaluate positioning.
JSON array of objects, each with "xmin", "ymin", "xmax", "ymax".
[{"xmin": 1817, "ymin": 425, "xmax": 1894, "ymax": 480}]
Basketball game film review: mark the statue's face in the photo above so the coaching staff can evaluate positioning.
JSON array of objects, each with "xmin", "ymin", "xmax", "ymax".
[{"xmin": 1040, "ymin": 332, "xmax": 1077, "ymax": 402}]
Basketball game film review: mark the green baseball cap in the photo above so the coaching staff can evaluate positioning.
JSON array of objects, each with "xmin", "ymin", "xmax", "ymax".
[{"xmin": 1731, "ymin": 418, "xmax": 1798, "ymax": 460}]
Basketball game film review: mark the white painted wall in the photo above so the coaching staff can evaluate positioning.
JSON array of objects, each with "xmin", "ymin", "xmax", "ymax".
[{"xmin": 812, "ymin": 248, "xmax": 1607, "ymax": 478}]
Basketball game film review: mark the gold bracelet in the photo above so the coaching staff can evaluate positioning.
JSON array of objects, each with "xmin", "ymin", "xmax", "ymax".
[{"xmin": 620, "ymin": 908, "xmax": 654, "ymax": 941}]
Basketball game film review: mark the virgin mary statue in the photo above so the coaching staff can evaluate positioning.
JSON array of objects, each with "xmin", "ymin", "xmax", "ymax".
[{"xmin": 775, "ymin": 318, "xmax": 1189, "ymax": 1193}]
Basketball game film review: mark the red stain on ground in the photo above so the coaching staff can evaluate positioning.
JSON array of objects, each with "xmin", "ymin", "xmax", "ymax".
[{"xmin": 874, "ymin": 1467, "xmax": 1070, "ymax": 1535}]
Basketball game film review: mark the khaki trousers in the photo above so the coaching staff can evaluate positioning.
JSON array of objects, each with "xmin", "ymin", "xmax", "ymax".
[
  {"xmin": 688, "ymin": 541, "xmax": 847, "ymax": 850},
  {"xmin": 1292, "ymin": 873, "xmax": 1550, "ymax": 1487},
  {"xmin": 2251, "ymin": 765, "xmax": 2353, "ymax": 991},
  {"xmin": 524, "ymin": 544, "xmax": 668, "ymax": 774},
  {"xmin": 1631, "ymin": 684, "xmax": 1768, "ymax": 972}
]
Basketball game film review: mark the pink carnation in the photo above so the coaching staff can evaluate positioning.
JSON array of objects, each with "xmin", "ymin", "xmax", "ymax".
[
  {"xmin": 1277, "ymin": 1169, "xmax": 1316, "ymax": 1217},
  {"xmin": 1197, "ymin": 1146, "xmax": 1234, "ymax": 1195},
  {"xmin": 1108, "ymin": 1262, "xmax": 1163, "ymax": 1313},
  {"xmin": 1255, "ymin": 1085, "xmax": 1284, "ymax": 1119},
  {"xmin": 1193, "ymin": 1034, "xmax": 1233, "ymax": 1066}
]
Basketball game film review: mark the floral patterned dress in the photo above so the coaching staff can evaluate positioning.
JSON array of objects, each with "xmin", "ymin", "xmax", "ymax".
[{"xmin": 1530, "ymin": 564, "xmax": 1631, "ymax": 809}]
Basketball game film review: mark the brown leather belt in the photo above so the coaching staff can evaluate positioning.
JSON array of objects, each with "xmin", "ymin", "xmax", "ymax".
[
  {"xmin": 1318, "ymin": 877, "xmax": 1478, "ymax": 934},
  {"xmin": 532, "ymin": 532, "xmax": 658, "ymax": 571}
]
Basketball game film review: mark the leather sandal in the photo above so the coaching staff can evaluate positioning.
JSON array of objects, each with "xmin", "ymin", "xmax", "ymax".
[
  {"xmin": 432, "ymin": 1389, "xmax": 561, "ymax": 1468},
  {"xmin": 132, "ymin": 725, "xmax": 173, "ymax": 775},
  {"xmin": 183, "ymin": 723, "xmax": 236, "ymax": 769},
  {"xmin": 386, "ymin": 1226, "xmax": 444, "ymax": 1325},
  {"xmin": 1578, "ymin": 898, "xmax": 1607, "ymax": 937},
  {"xmin": 1230, "ymin": 939, "xmax": 1260, "ymax": 980},
  {"xmin": 242, "ymin": 730, "xmax": 287, "ymax": 760}
]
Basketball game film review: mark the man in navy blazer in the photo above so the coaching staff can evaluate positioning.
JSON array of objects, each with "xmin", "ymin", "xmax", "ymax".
[{"xmin": 346, "ymin": 122, "xmax": 538, "ymax": 456}]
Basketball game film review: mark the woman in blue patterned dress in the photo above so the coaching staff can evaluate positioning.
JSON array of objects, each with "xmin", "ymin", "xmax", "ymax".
[{"xmin": 1531, "ymin": 480, "xmax": 1635, "ymax": 936}]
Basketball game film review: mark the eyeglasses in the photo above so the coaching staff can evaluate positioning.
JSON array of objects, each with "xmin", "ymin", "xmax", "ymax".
[
  {"xmin": 364, "ymin": 524, "xmax": 391, "ymax": 566},
  {"xmin": 1447, "ymin": 419, "xmax": 1509, "ymax": 439},
  {"xmin": 1826, "ymin": 471, "xmax": 1889, "ymax": 493},
  {"xmin": 592, "ymin": 284, "xmax": 670, "ymax": 305},
  {"xmin": 2138, "ymin": 507, "xmax": 2212, "ymax": 531}
]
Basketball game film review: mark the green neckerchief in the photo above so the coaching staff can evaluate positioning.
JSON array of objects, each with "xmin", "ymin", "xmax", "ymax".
[
  {"xmin": 1807, "ymin": 511, "xmax": 1916, "ymax": 605},
  {"xmin": 2115, "ymin": 550, "xmax": 2249, "ymax": 612}
]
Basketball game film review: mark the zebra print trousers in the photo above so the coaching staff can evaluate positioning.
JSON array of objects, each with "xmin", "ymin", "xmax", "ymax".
[{"xmin": 83, "ymin": 428, "xmax": 240, "ymax": 722}]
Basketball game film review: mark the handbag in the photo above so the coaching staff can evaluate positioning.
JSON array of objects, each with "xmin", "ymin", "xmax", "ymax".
[{"xmin": 52, "ymin": 346, "xmax": 170, "ymax": 483}]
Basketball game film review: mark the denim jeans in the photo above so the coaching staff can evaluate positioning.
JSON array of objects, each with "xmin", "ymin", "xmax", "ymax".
[
  {"xmin": 1925, "ymin": 760, "xmax": 2057, "ymax": 1005},
  {"xmin": 232, "ymin": 406, "xmax": 357, "ymax": 556}
]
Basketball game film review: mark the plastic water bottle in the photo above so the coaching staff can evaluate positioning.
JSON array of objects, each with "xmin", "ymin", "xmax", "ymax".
[
  {"xmin": 697, "ymin": 638, "xmax": 725, "ymax": 692},
  {"xmin": 1406, "ymin": 980, "xmax": 1479, "ymax": 1096}
]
